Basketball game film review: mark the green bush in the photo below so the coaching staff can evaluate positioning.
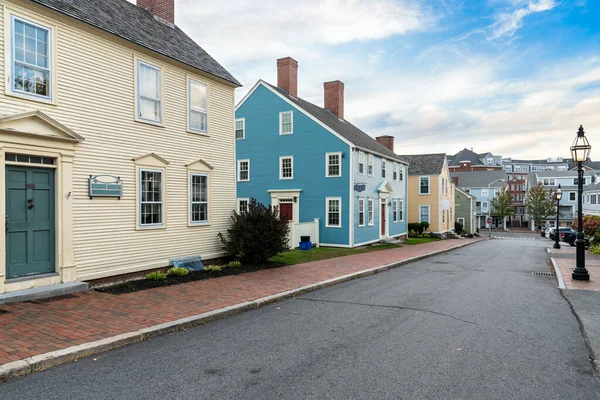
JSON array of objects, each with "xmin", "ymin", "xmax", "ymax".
[
  {"xmin": 227, "ymin": 260, "xmax": 242, "ymax": 269},
  {"xmin": 204, "ymin": 265, "xmax": 222, "ymax": 272},
  {"xmin": 408, "ymin": 222, "xmax": 431, "ymax": 237},
  {"xmin": 167, "ymin": 267, "xmax": 189, "ymax": 277},
  {"xmin": 146, "ymin": 271, "xmax": 167, "ymax": 281},
  {"xmin": 455, "ymin": 221, "xmax": 464, "ymax": 235},
  {"xmin": 589, "ymin": 246, "xmax": 600, "ymax": 255},
  {"xmin": 218, "ymin": 198, "xmax": 290, "ymax": 264}
]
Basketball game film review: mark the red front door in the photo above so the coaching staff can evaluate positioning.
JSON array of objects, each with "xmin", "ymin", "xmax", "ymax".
[
  {"xmin": 381, "ymin": 202, "xmax": 386, "ymax": 236},
  {"xmin": 280, "ymin": 202, "xmax": 293, "ymax": 222}
]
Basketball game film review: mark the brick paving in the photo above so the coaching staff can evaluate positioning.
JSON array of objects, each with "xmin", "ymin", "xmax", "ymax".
[
  {"xmin": 553, "ymin": 256, "xmax": 600, "ymax": 291},
  {"xmin": 0, "ymin": 239, "xmax": 483, "ymax": 367}
]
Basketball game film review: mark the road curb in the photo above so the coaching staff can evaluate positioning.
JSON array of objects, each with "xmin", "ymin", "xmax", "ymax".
[
  {"xmin": 550, "ymin": 257, "xmax": 566, "ymax": 289},
  {"xmin": 0, "ymin": 239, "xmax": 484, "ymax": 384}
]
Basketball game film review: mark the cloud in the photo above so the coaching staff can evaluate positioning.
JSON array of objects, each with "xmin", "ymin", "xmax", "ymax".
[{"xmin": 489, "ymin": 0, "xmax": 557, "ymax": 40}]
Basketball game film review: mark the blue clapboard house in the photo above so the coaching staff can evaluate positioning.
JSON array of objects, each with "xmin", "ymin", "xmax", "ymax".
[{"xmin": 235, "ymin": 57, "xmax": 408, "ymax": 247}]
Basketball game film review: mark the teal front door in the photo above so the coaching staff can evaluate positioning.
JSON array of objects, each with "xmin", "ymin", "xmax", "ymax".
[{"xmin": 5, "ymin": 166, "xmax": 55, "ymax": 279}]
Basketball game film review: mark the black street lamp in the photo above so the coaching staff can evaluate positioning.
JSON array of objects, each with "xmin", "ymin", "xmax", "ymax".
[
  {"xmin": 570, "ymin": 125, "xmax": 591, "ymax": 281},
  {"xmin": 553, "ymin": 185, "xmax": 562, "ymax": 249}
]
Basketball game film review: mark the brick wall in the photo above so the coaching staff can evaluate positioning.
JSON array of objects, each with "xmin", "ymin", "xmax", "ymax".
[{"xmin": 137, "ymin": 0, "xmax": 174, "ymax": 24}]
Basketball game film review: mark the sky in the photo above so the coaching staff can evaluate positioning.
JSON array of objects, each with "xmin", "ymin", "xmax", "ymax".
[{"xmin": 133, "ymin": 0, "xmax": 599, "ymax": 159}]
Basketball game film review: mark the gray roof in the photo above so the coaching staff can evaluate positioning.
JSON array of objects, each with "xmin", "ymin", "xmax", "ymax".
[
  {"xmin": 584, "ymin": 182, "xmax": 600, "ymax": 192},
  {"xmin": 264, "ymin": 82, "xmax": 406, "ymax": 163},
  {"xmin": 532, "ymin": 170, "xmax": 598, "ymax": 177},
  {"xmin": 450, "ymin": 171, "xmax": 507, "ymax": 188},
  {"xmin": 397, "ymin": 154, "xmax": 446, "ymax": 176},
  {"xmin": 448, "ymin": 148, "xmax": 502, "ymax": 167},
  {"xmin": 30, "ymin": 0, "xmax": 240, "ymax": 86}
]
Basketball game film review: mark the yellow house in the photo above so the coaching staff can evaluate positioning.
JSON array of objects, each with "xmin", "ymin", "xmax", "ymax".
[
  {"xmin": 399, "ymin": 154, "xmax": 455, "ymax": 235},
  {"xmin": 0, "ymin": 0, "xmax": 240, "ymax": 296}
]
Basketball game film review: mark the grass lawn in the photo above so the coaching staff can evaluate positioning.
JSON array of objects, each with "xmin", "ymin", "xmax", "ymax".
[
  {"xmin": 269, "ymin": 244, "xmax": 399, "ymax": 265},
  {"xmin": 402, "ymin": 237, "xmax": 441, "ymax": 245}
]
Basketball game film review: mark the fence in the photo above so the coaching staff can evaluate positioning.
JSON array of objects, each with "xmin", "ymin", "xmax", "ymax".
[{"xmin": 287, "ymin": 219, "xmax": 320, "ymax": 249}]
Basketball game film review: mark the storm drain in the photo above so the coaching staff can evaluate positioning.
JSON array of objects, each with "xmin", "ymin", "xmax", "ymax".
[
  {"xmin": 433, "ymin": 261, "xmax": 450, "ymax": 265},
  {"xmin": 531, "ymin": 272, "xmax": 555, "ymax": 277}
]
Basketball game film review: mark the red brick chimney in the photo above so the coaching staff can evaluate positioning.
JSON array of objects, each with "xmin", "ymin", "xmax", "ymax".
[
  {"xmin": 376, "ymin": 136, "xmax": 395, "ymax": 152},
  {"xmin": 452, "ymin": 176, "xmax": 459, "ymax": 186},
  {"xmin": 137, "ymin": 0, "xmax": 174, "ymax": 24},
  {"xmin": 324, "ymin": 80, "xmax": 344, "ymax": 119},
  {"xmin": 277, "ymin": 57, "xmax": 298, "ymax": 97}
]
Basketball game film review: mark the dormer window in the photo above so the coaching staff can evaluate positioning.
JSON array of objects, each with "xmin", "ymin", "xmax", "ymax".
[
  {"xmin": 280, "ymin": 111, "xmax": 293, "ymax": 135},
  {"xmin": 486, "ymin": 157, "xmax": 494, "ymax": 165}
]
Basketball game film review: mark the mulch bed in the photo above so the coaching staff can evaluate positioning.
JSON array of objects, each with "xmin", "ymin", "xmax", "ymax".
[{"xmin": 95, "ymin": 262, "xmax": 285, "ymax": 295}]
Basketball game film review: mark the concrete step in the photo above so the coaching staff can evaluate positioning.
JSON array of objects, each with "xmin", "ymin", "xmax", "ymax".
[{"xmin": 0, "ymin": 282, "xmax": 89, "ymax": 305}]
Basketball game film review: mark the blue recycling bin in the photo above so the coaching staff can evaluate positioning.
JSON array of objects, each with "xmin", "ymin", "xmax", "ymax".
[{"xmin": 299, "ymin": 241, "xmax": 312, "ymax": 250}]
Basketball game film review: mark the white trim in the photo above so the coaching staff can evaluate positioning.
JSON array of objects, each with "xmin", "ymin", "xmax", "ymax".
[
  {"xmin": 399, "ymin": 198, "xmax": 404, "ymax": 222},
  {"xmin": 138, "ymin": 168, "xmax": 165, "ymax": 229},
  {"xmin": 189, "ymin": 172, "xmax": 209, "ymax": 225},
  {"xmin": 188, "ymin": 78, "xmax": 209, "ymax": 134},
  {"xmin": 419, "ymin": 204, "xmax": 430, "ymax": 224},
  {"xmin": 136, "ymin": 59, "xmax": 163, "ymax": 125},
  {"xmin": 349, "ymin": 148, "xmax": 355, "ymax": 247},
  {"xmin": 235, "ymin": 118, "xmax": 245, "ymax": 140},
  {"xmin": 381, "ymin": 159, "xmax": 387, "ymax": 179},
  {"xmin": 419, "ymin": 176, "xmax": 430, "ymax": 195},
  {"xmin": 270, "ymin": 191, "xmax": 301, "ymax": 224},
  {"xmin": 237, "ymin": 198, "xmax": 249, "ymax": 213},
  {"xmin": 358, "ymin": 151, "xmax": 365, "ymax": 175},
  {"xmin": 279, "ymin": 155, "xmax": 294, "ymax": 180},
  {"xmin": 367, "ymin": 197, "xmax": 375, "ymax": 226},
  {"xmin": 267, "ymin": 189, "xmax": 303, "ymax": 193},
  {"xmin": 325, "ymin": 151, "xmax": 342, "ymax": 178},
  {"xmin": 353, "ymin": 238, "xmax": 381, "ymax": 247},
  {"xmin": 326, "ymin": 197, "xmax": 342, "ymax": 228},
  {"xmin": 379, "ymin": 197, "xmax": 389, "ymax": 238},
  {"xmin": 358, "ymin": 196, "xmax": 366, "ymax": 227},
  {"xmin": 279, "ymin": 111, "xmax": 293, "ymax": 135},
  {"xmin": 368, "ymin": 154, "xmax": 374, "ymax": 177},
  {"xmin": 319, "ymin": 243, "xmax": 352, "ymax": 248},
  {"xmin": 237, "ymin": 159, "xmax": 250, "ymax": 182}
]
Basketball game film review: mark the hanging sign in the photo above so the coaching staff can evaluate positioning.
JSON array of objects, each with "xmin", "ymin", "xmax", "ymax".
[
  {"xmin": 89, "ymin": 175, "xmax": 123, "ymax": 199},
  {"xmin": 354, "ymin": 183, "xmax": 366, "ymax": 192}
]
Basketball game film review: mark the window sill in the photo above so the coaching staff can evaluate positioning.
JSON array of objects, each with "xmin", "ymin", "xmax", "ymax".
[
  {"xmin": 279, "ymin": 132, "xmax": 293, "ymax": 136},
  {"xmin": 326, "ymin": 225, "xmax": 343, "ymax": 229},
  {"xmin": 280, "ymin": 177, "xmax": 294, "ymax": 180},
  {"xmin": 237, "ymin": 180, "xmax": 250, "ymax": 183},
  {"xmin": 188, "ymin": 129, "xmax": 209, "ymax": 136},
  {"xmin": 189, "ymin": 222, "xmax": 210, "ymax": 227},
  {"xmin": 136, "ymin": 225, "xmax": 166, "ymax": 231},
  {"xmin": 134, "ymin": 118, "xmax": 165, "ymax": 128},
  {"xmin": 419, "ymin": 193, "xmax": 431, "ymax": 196},
  {"xmin": 326, "ymin": 175, "xmax": 342, "ymax": 178},
  {"xmin": 6, "ymin": 90, "xmax": 56, "ymax": 106}
]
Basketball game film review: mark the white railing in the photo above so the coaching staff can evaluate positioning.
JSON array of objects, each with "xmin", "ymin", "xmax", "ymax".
[{"xmin": 287, "ymin": 218, "xmax": 320, "ymax": 248}]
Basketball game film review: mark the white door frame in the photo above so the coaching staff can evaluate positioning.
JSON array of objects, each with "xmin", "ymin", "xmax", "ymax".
[{"xmin": 268, "ymin": 189, "xmax": 301, "ymax": 224}]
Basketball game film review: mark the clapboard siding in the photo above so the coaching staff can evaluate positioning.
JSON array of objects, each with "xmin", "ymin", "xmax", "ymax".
[{"xmin": 0, "ymin": 1, "xmax": 237, "ymax": 280}]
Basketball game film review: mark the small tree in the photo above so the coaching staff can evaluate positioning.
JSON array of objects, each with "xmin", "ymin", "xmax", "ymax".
[
  {"xmin": 490, "ymin": 186, "xmax": 515, "ymax": 230},
  {"xmin": 525, "ymin": 182, "xmax": 556, "ymax": 229},
  {"xmin": 218, "ymin": 198, "xmax": 290, "ymax": 264}
]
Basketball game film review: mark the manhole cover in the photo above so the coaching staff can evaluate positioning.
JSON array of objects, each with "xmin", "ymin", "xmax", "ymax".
[
  {"xmin": 433, "ymin": 261, "xmax": 450, "ymax": 264},
  {"xmin": 531, "ymin": 272, "xmax": 555, "ymax": 277}
]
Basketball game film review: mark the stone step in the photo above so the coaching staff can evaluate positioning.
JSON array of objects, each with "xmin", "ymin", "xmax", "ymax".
[{"xmin": 0, "ymin": 282, "xmax": 89, "ymax": 305}]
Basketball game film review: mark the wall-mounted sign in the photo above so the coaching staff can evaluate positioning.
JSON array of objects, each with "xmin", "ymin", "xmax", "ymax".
[
  {"xmin": 354, "ymin": 183, "xmax": 366, "ymax": 192},
  {"xmin": 89, "ymin": 175, "xmax": 122, "ymax": 199}
]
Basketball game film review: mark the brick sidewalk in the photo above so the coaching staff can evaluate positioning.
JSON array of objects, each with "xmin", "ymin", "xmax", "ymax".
[
  {"xmin": 0, "ymin": 239, "xmax": 482, "ymax": 367},
  {"xmin": 553, "ymin": 256, "xmax": 600, "ymax": 291}
]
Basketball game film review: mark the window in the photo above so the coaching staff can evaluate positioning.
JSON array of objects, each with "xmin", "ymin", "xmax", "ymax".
[
  {"xmin": 368, "ymin": 198, "xmax": 374, "ymax": 226},
  {"xmin": 419, "ymin": 205, "xmax": 430, "ymax": 224},
  {"xmin": 238, "ymin": 198, "xmax": 249, "ymax": 213},
  {"xmin": 450, "ymin": 207, "xmax": 453, "ymax": 222},
  {"xmin": 280, "ymin": 111, "xmax": 293, "ymax": 135},
  {"xmin": 442, "ymin": 179, "xmax": 445, "ymax": 196},
  {"xmin": 238, "ymin": 159, "xmax": 249, "ymax": 182},
  {"xmin": 393, "ymin": 163, "xmax": 398, "ymax": 181},
  {"xmin": 382, "ymin": 160, "xmax": 386, "ymax": 179},
  {"xmin": 442, "ymin": 207, "xmax": 446, "ymax": 223},
  {"xmin": 543, "ymin": 178, "xmax": 556, "ymax": 186},
  {"xmin": 419, "ymin": 176, "xmax": 430, "ymax": 195},
  {"xmin": 235, "ymin": 118, "xmax": 245, "ymax": 140},
  {"xmin": 558, "ymin": 166, "xmax": 568, "ymax": 171},
  {"xmin": 368, "ymin": 154, "xmax": 374, "ymax": 176},
  {"xmin": 482, "ymin": 202, "xmax": 489, "ymax": 212},
  {"xmin": 486, "ymin": 157, "xmax": 494, "ymax": 165},
  {"xmin": 280, "ymin": 156, "xmax": 293, "ymax": 179},
  {"xmin": 570, "ymin": 192, "xmax": 576, "ymax": 201},
  {"xmin": 393, "ymin": 199, "xmax": 398, "ymax": 222},
  {"xmin": 11, "ymin": 17, "xmax": 51, "ymax": 100},
  {"xmin": 326, "ymin": 152, "xmax": 341, "ymax": 177},
  {"xmin": 358, "ymin": 152, "xmax": 365, "ymax": 175},
  {"xmin": 458, "ymin": 217, "xmax": 465, "ymax": 225},
  {"xmin": 189, "ymin": 79, "xmax": 208, "ymax": 133},
  {"xmin": 399, "ymin": 199, "xmax": 404, "ymax": 221},
  {"xmin": 490, "ymin": 189, "xmax": 495, "ymax": 197},
  {"xmin": 137, "ymin": 61, "xmax": 162, "ymax": 123},
  {"xmin": 481, "ymin": 189, "xmax": 489, "ymax": 197},
  {"xmin": 399, "ymin": 165, "xmax": 404, "ymax": 182},
  {"xmin": 592, "ymin": 195, "xmax": 597, "ymax": 205},
  {"xmin": 190, "ymin": 173, "xmax": 208, "ymax": 224},
  {"xmin": 5, "ymin": 153, "xmax": 54, "ymax": 165},
  {"xmin": 358, "ymin": 197, "xmax": 365, "ymax": 227},
  {"xmin": 140, "ymin": 169, "xmax": 163, "ymax": 227},
  {"xmin": 326, "ymin": 198, "xmax": 341, "ymax": 227}
]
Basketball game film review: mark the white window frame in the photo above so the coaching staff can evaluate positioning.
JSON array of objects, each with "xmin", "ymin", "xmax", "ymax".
[
  {"xmin": 358, "ymin": 151, "xmax": 365, "ymax": 175},
  {"xmin": 482, "ymin": 202, "xmax": 489, "ymax": 213},
  {"xmin": 393, "ymin": 199, "xmax": 398, "ymax": 223},
  {"xmin": 419, "ymin": 205, "xmax": 430, "ymax": 224},
  {"xmin": 136, "ymin": 59, "xmax": 163, "ymax": 124},
  {"xmin": 9, "ymin": 15, "xmax": 53, "ymax": 102},
  {"xmin": 189, "ymin": 173, "xmax": 209, "ymax": 225},
  {"xmin": 279, "ymin": 156, "xmax": 294, "ymax": 180},
  {"xmin": 237, "ymin": 159, "xmax": 250, "ymax": 182},
  {"xmin": 399, "ymin": 165, "xmax": 404, "ymax": 182},
  {"xmin": 326, "ymin": 152, "xmax": 342, "ymax": 178},
  {"xmin": 367, "ymin": 198, "xmax": 375, "ymax": 226},
  {"xmin": 139, "ymin": 168, "xmax": 164, "ymax": 228},
  {"xmin": 419, "ymin": 176, "xmax": 430, "ymax": 195},
  {"xmin": 382, "ymin": 159, "xmax": 387, "ymax": 179},
  {"xmin": 393, "ymin": 163, "xmax": 398, "ymax": 181},
  {"xmin": 237, "ymin": 198, "xmax": 249, "ymax": 213},
  {"xmin": 458, "ymin": 217, "xmax": 465, "ymax": 225},
  {"xmin": 188, "ymin": 78, "xmax": 208, "ymax": 134},
  {"xmin": 486, "ymin": 157, "xmax": 494, "ymax": 165},
  {"xmin": 368, "ymin": 154, "xmax": 374, "ymax": 177},
  {"xmin": 326, "ymin": 197, "xmax": 342, "ymax": 228},
  {"xmin": 481, "ymin": 188, "xmax": 489, "ymax": 197},
  {"xmin": 399, "ymin": 199, "xmax": 404, "ymax": 222},
  {"xmin": 279, "ymin": 111, "xmax": 293, "ymax": 135},
  {"xmin": 235, "ymin": 118, "xmax": 245, "ymax": 140},
  {"xmin": 358, "ymin": 197, "xmax": 365, "ymax": 227}
]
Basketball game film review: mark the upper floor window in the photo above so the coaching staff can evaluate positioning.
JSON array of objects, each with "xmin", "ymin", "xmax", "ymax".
[
  {"xmin": 235, "ymin": 118, "xmax": 245, "ymax": 140},
  {"xmin": 280, "ymin": 156, "xmax": 293, "ymax": 179},
  {"xmin": 419, "ymin": 176, "xmax": 430, "ymax": 195},
  {"xmin": 189, "ymin": 79, "xmax": 208, "ymax": 133},
  {"xmin": 237, "ymin": 160, "xmax": 250, "ymax": 182},
  {"xmin": 542, "ymin": 178, "xmax": 556, "ymax": 186},
  {"xmin": 481, "ymin": 189, "xmax": 489, "ymax": 197},
  {"xmin": 486, "ymin": 157, "xmax": 494, "ymax": 165},
  {"xmin": 570, "ymin": 192, "xmax": 576, "ymax": 201},
  {"xmin": 399, "ymin": 165, "xmax": 404, "ymax": 182},
  {"xmin": 358, "ymin": 152, "xmax": 365, "ymax": 175},
  {"xmin": 137, "ymin": 61, "xmax": 162, "ymax": 123},
  {"xmin": 11, "ymin": 17, "xmax": 51, "ymax": 100},
  {"xmin": 368, "ymin": 154, "xmax": 374, "ymax": 176},
  {"xmin": 393, "ymin": 163, "xmax": 398, "ymax": 181},
  {"xmin": 382, "ymin": 160, "xmax": 387, "ymax": 179},
  {"xmin": 280, "ymin": 111, "xmax": 293, "ymax": 135},
  {"xmin": 326, "ymin": 152, "xmax": 341, "ymax": 177}
]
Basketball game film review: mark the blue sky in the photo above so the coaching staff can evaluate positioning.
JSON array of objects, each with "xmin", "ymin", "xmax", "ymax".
[{"xmin": 145, "ymin": 0, "xmax": 599, "ymax": 159}]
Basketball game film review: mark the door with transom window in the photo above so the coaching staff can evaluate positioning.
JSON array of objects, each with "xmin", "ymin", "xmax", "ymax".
[{"xmin": 279, "ymin": 199, "xmax": 294, "ymax": 222}]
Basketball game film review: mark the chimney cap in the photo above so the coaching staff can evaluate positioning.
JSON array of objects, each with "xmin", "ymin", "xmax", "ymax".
[{"xmin": 277, "ymin": 57, "xmax": 298, "ymax": 66}]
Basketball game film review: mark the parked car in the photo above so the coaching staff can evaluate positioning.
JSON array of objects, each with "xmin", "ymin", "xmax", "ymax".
[
  {"xmin": 550, "ymin": 227, "xmax": 572, "ymax": 241},
  {"xmin": 561, "ymin": 229, "xmax": 577, "ymax": 243},
  {"xmin": 545, "ymin": 227, "xmax": 555, "ymax": 239},
  {"xmin": 566, "ymin": 234, "xmax": 592, "ymax": 248}
]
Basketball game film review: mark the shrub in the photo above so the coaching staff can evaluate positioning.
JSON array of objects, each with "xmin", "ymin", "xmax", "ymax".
[
  {"xmin": 146, "ymin": 271, "xmax": 167, "ymax": 281},
  {"xmin": 227, "ymin": 260, "xmax": 242, "ymax": 269},
  {"xmin": 408, "ymin": 222, "xmax": 431, "ymax": 237},
  {"xmin": 204, "ymin": 265, "xmax": 222, "ymax": 272},
  {"xmin": 167, "ymin": 267, "xmax": 189, "ymax": 277},
  {"xmin": 572, "ymin": 215, "xmax": 600, "ymax": 244},
  {"xmin": 589, "ymin": 246, "xmax": 600, "ymax": 255},
  {"xmin": 218, "ymin": 198, "xmax": 290, "ymax": 264},
  {"xmin": 455, "ymin": 221, "xmax": 464, "ymax": 235}
]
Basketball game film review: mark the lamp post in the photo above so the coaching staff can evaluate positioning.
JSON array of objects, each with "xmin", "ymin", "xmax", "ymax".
[
  {"xmin": 571, "ymin": 125, "xmax": 591, "ymax": 281},
  {"xmin": 553, "ymin": 184, "xmax": 562, "ymax": 249},
  {"xmin": 487, "ymin": 178, "xmax": 506, "ymax": 237}
]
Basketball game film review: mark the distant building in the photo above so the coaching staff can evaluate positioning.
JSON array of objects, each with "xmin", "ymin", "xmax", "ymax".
[
  {"xmin": 454, "ymin": 187, "xmax": 477, "ymax": 235},
  {"xmin": 450, "ymin": 171, "xmax": 507, "ymax": 229},
  {"xmin": 583, "ymin": 183, "xmax": 600, "ymax": 216},
  {"xmin": 447, "ymin": 149, "xmax": 503, "ymax": 173}
]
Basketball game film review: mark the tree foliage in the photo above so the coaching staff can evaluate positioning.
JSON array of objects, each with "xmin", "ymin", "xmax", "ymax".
[
  {"xmin": 218, "ymin": 198, "xmax": 290, "ymax": 264},
  {"xmin": 490, "ymin": 186, "xmax": 515, "ymax": 226},
  {"xmin": 525, "ymin": 182, "xmax": 556, "ymax": 227},
  {"xmin": 572, "ymin": 215, "xmax": 600, "ymax": 243}
]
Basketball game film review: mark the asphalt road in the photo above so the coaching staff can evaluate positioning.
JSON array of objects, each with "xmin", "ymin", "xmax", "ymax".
[{"xmin": 3, "ymin": 239, "xmax": 600, "ymax": 399}]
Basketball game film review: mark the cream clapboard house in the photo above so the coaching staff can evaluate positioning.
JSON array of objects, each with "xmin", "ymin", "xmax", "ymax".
[{"xmin": 0, "ymin": 0, "xmax": 240, "ymax": 295}]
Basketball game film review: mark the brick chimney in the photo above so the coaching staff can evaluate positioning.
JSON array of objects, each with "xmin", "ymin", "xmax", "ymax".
[
  {"xmin": 137, "ymin": 0, "xmax": 174, "ymax": 24},
  {"xmin": 376, "ymin": 135, "xmax": 395, "ymax": 152},
  {"xmin": 324, "ymin": 80, "xmax": 344, "ymax": 119},
  {"xmin": 277, "ymin": 57, "xmax": 298, "ymax": 97},
  {"xmin": 452, "ymin": 176, "xmax": 459, "ymax": 186}
]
